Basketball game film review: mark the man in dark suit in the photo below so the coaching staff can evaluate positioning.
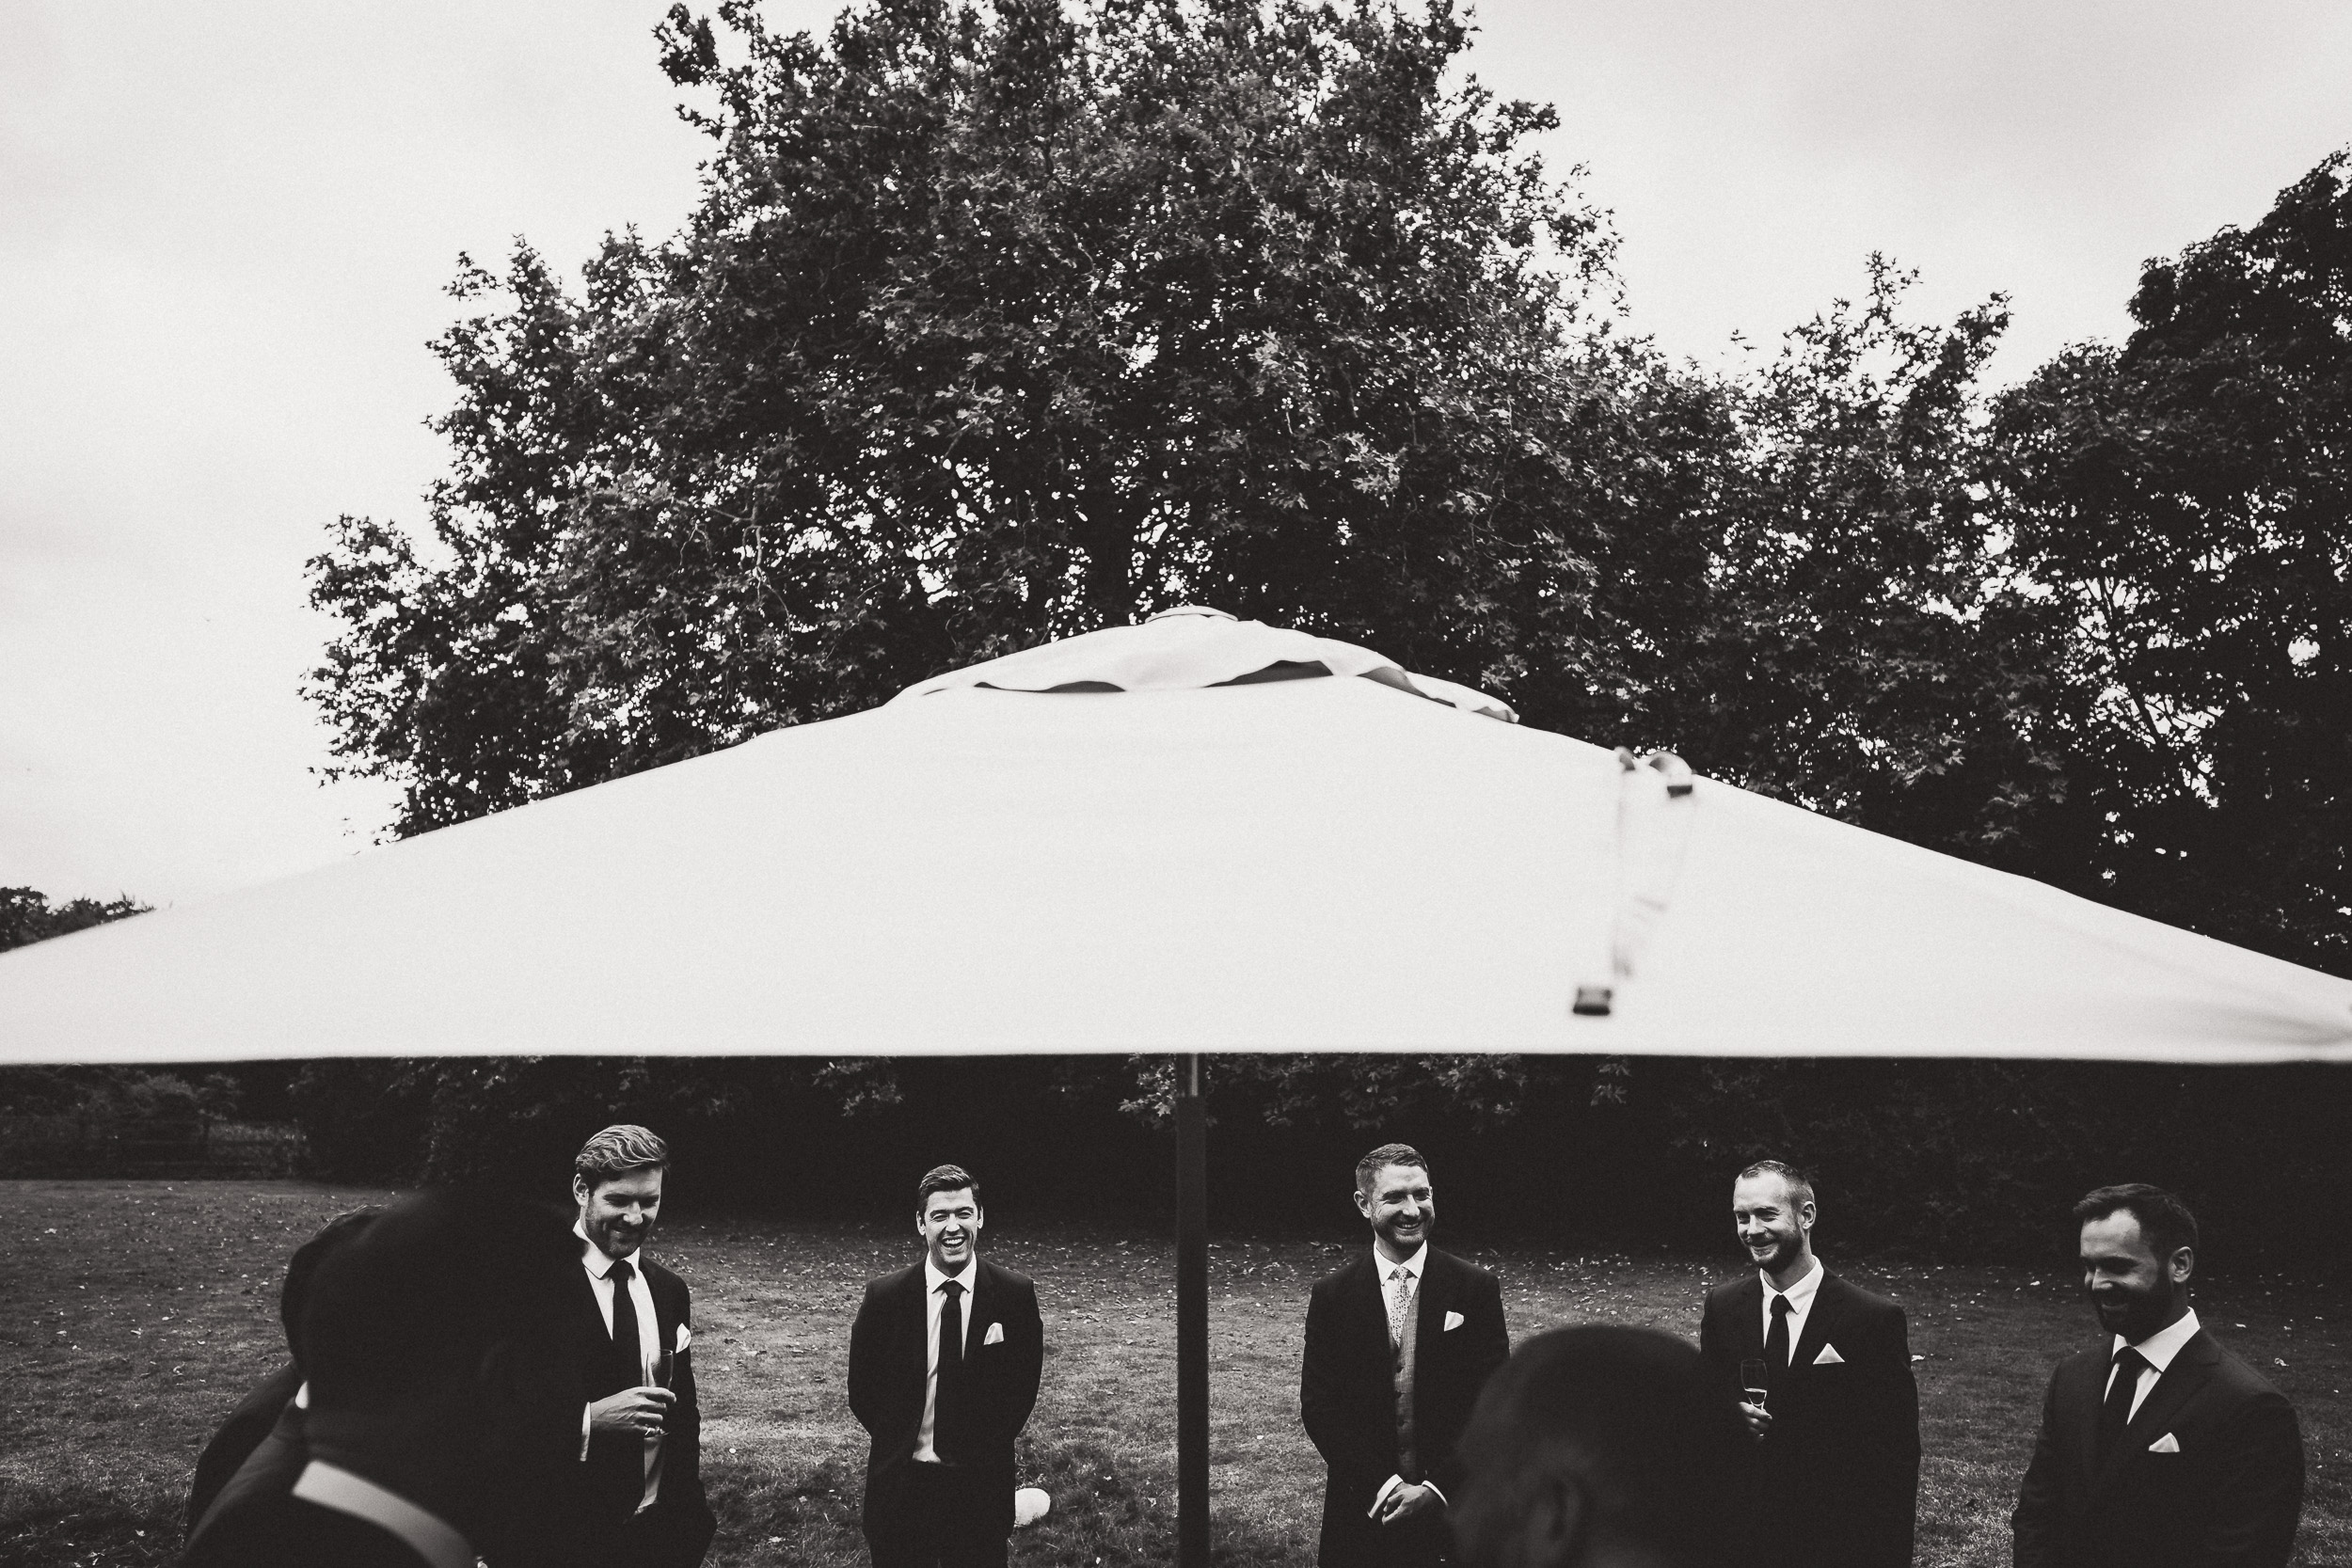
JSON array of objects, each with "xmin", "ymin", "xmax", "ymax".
[
  {"xmin": 566, "ymin": 1124, "xmax": 716, "ymax": 1568},
  {"xmin": 849, "ymin": 1164, "xmax": 1046, "ymax": 1568},
  {"xmin": 2012, "ymin": 1183, "xmax": 2304, "ymax": 1568},
  {"xmin": 1301, "ymin": 1142, "xmax": 1511, "ymax": 1568},
  {"xmin": 177, "ymin": 1189, "xmax": 585, "ymax": 1568},
  {"xmin": 1454, "ymin": 1325, "xmax": 1745, "ymax": 1568},
  {"xmin": 1697, "ymin": 1160, "xmax": 1918, "ymax": 1568}
]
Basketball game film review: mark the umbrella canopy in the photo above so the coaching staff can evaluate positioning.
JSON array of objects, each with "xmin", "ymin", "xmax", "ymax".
[{"xmin": 4, "ymin": 610, "xmax": 2347, "ymax": 1061}]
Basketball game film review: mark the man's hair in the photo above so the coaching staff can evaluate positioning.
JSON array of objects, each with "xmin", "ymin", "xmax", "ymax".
[
  {"xmin": 917, "ymin": 1164, "xmax": 979, "ymax": 1210},
  {"xmin": 1355, "ymin": 1143, "xmax": 1430, "ymax": 1198},
  {"xmin": 300, "ymin": 1189, "xmax": 579, "ymax": 1409},
  {"xmin": 280, "ymin": 1208, "xmax": 381, "ymax": 1370},
  {"xmin": 1737, "ymin": 1158, "xmax": 1816, "ymax": 1212},
  {"xmin": 574, "ymin": 1124, "xmax": 669, "ymax": 1188},
  {"xmin": 2074, "ymin": 1183, "xmax": 2199, "ymax": 1261},
  {"xmin": 1456, "ymin": 1325, "xmax": 1740, "ymax": 1566}
]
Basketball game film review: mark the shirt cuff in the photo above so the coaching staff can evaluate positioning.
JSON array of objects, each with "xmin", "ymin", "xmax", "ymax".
[
  {"xmin": 1370, "ymin": 1474, "xmax": 1406, "ymax": 1518},
  {"xmin": 580, "ymin": 1402, "xmax": 594, "ymax": 1461},
  {"xmin": 1422, "ymin": 1480, "xmax": 1446, "ymax": 1509}
]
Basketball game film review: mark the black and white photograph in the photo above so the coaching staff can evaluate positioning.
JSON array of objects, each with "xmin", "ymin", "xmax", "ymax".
[{"xmin": 4, "ymin": 3, "xmax": 2348, "ymax": 1564}]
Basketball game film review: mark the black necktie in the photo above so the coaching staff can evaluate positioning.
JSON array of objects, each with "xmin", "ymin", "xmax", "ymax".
[
  {"xmin": 610, "ymin": 1259, "xmax": 643, "ymax": 1388},
  {"xmin": 2097, "ymin": 1347, "xmax": 2147, "ymax": 1465},
  {"xmin": 1765, "ymin": 1292, "xmax": 1792, "ymax": 1384},
  {"xmin": 935, "ymin": 1279, "xmax": 966, "ymax": 1460}
]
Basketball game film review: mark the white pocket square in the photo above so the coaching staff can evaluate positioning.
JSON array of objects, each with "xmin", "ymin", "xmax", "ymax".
[
  {"xmin": 984, "ymin": 1322, "xmax": 1005, "ymax": 1346},
  {"xmin": 1812, "ymin": 1343, "xmax": 1845, "ymax": 1365},
  {"xmin": 675, "ymin": 1323, "xmax": 691, "ymax": 1353},
  {"xmin": 2149, "ymin": 1433, "xmax": 2181, "ymax": 1453},
  {"xmin": 1444, "ymin": 1310, "xmax": 1465, "ymax": 1332}
]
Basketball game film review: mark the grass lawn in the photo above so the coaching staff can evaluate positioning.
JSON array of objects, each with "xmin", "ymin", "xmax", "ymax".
[{"xmin": 3, "ymin": 1180, "xmax": 2343, "ymax": 1566}]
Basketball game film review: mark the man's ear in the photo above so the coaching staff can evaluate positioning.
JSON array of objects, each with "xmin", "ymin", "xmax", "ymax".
[
  {"xmin": 1354, "ymin": 1188, "xmax": 1373, "ymax": 1219},
  {"xmin": 1516, "ymin": 1471, "xmax": 1587, "ymax": 1568},
  {"xmin": 2169, "ymin": 1245, "xmax": 2195, "ymax": 1286}
]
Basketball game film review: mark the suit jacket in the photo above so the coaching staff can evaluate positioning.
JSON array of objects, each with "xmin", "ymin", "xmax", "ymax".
[
  {"xmin": 2012, "ymin": 1325, "xmax": 2303, "ymax": 1568},
  {"xmin": 569, "ymin": 1253, "xmax": 716, "ymax": 1568},
  {"xmin": 186, "ymin": 1360, "xmax": 304, "ymax": 1538},
  {"xmin": 1300, "ymin": 1247, "xmax": 1510, "ymax": 1568},
  {"xmin": 848, "ymin": 1258, "xmax": 1045, "ymax": 1541},
  {"xmin": 177, "ymin": 1451, "xmax": 440, "ymax": 1568},
  {"xmin": 1698, "ymin": 1269, "xmax": 1920, "ymax": 1568}
]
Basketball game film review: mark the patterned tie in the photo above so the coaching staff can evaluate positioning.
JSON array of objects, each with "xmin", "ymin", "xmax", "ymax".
[
  {"xmin": 935, "ymin": 1279, "xmax": 966, "ymax": 1461},
  {"xmin": 1390, "ymin": 1267, "xmax": 1420, "ymax": 1482},
  {"xmin": 609, "ymin": 1259, "xmax": 644, "ymax": 1388},
  {"xmin": 2096, "ymin": 1347, "xmax": 2147, "ymax": 1465},
  {"xmin": 1389, "ymin": 1267, "xmax": 1416, "ymax": 1353}
]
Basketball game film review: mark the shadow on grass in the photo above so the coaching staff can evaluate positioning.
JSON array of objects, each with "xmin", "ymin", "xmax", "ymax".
[
  {"xmin": 0, "ymin": 1481, "xmax": 179, "ymax": 1568},
  {"xmin": 707, "ymin": 1438, "xmax": 1298, "ymax": 1567}
]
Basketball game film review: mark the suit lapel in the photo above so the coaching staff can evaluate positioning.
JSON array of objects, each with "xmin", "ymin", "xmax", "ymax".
[
  {"xmin": 1726, "ymin": 1275, "xmax": 1767, "ymax": 1361},
  {"xmin": 1411, "ymin": 1251, "xmax": 1450, "ymax": 1371},
  {"xmin": 964, "ymin": 1261, "xmax": 993, "ymax": 1357},
  {"xmin": 1786, "ymin": 1273, "xmax": 1836, "ymax": 1377}
]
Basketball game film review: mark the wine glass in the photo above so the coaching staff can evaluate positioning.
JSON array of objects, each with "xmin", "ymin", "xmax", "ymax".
[{"xmin": 1740, "ymin": 1357, "xmax": 1770, "ymax": 1411}]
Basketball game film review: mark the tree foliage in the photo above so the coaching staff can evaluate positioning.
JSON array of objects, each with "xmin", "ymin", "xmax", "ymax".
[
  {"xmin": 0, "ymin": 887, "xmax": 149, "ymax": 953},
  {"xmin": 1992, "ymin": 152, "xmax": 2352, "ymax": 969},
  {"xmin": 310, "ymin": 0, "xmax": 1682, "ymax": 836},
  {"xmin": 302, "ymin": 2, "xmax": 2348, "ymax": 975}
]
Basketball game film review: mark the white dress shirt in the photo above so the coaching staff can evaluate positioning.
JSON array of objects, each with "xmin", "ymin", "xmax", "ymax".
[
  {"xmin": 1370, "ymin": 1243, "xmax": 1440, "ymax": 1516},
  {"xmin": 576, "ymin": 1223, "xmax": 665, "ymax": 1511},
  {"xmin": 2108, "ymin": 1307, "xmax": 2201, "ymax": 1422},
  {"xmin": 1759, "ymin": 1255, "xmax": 1825, "ymax": 1365},
  {"xmin": 914, "ymin": 1257, "xmax": 979, "ymax": 1464}
]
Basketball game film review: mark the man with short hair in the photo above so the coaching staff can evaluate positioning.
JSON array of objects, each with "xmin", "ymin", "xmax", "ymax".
[
  {"xmin": 849, "ymin": 1164, "xmax": 1045, "ymax": 1568},
  {"xmin": 1697, "ymin": 1160, "xmax": 1918, "ymax": 1568},
  {"xmin": 2012, "ymin": 1183, "xmax": 2303, "ymax": 1568},
  {"xmin": 567, "ymin": 1124, "xmax": 715, "ymax": 1568},
  {"xmin": 1301, "ymin": 1142, "xmax": 1511, "ymax": 1567},
  {"xmin": 1453, "ymin": 1325, "xmax": 1743, "ymax": 1568},
  {"xmin": 178, "ymin": 1190, "xmax": 584, "ymax": 1568}
]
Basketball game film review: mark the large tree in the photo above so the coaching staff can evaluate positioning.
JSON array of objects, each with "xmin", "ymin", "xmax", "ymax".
[
  {"xmin": 309, "ymin": 0, "xmax": 1691, "ymax": 836},
  {"xmin": 1992, "ymin": 151, "xmax": 2352, "ymax": 972}
]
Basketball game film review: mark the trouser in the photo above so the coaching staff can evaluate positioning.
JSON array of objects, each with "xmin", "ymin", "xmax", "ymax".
[{"xmin": 866, "ymin": 1462, "xmax": 1009, "ymax": 1568}]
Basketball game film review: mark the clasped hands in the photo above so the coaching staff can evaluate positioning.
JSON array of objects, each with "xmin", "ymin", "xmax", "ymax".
[
  {"xmin": 1375, "ymin": 1481, "xmax": 1440, "ymax": 1526},
  {"xmin": 590, "ymin": 1386, "xmax": 675, "ymax": 1438}
]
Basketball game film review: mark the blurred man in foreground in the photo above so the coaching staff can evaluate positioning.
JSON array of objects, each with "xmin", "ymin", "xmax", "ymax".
[
  {"xmin": 177, "ymin": 1189, "xmax": 583, "ymax": 1568},
  {"xmin": 185, "ymin": 1207, "xmax": 379, "ymax": 1537},
  {"xmin": 2012, "ymin": 1183, "xmax": 2303, "ymax": 1568},
  {"xmin": 1454, "ymin": 1325, "xmax": 1741, "ymax": 1568}
]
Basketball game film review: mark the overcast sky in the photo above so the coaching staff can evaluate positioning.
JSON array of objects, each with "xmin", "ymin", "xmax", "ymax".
[{"xmin": 5, "ymin": 0, "xmax": 2348, "ymax": 910}]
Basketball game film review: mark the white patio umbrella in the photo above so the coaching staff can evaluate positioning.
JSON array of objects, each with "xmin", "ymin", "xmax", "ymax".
[
  {"xmin": 10, "ymin": 606, "xmax": 2345, "ymax": 1568},
  {"xmin": 2, "ymin": 608, "xmax": 2346, "ymax": 1061}
]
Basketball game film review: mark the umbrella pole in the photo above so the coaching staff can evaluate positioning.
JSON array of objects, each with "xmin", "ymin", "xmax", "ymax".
[{"xmin": 1176, "ymin": 1052, "xmax": 1208, "ymax": 1568}]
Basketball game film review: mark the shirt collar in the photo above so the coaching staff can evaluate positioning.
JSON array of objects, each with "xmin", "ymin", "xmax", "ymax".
[
  {"xmin": 926, "ymin": 1257, "xmax": 976, "ymax": 1294},
  {"xmin": 575, "ymin": 1219, "xmax": 639, "ymax": 1279},
  {"xmin": 291, "ymin": 1460, "xmax": 472, "ymax": 1568},
  {"xmin": 1376, "ymin": 1242, "xmax": 1428, "ymax": 1279},
  {"xmin": 1761, "ymin": 1256, "xmax": 1824, "ymax": 1308},
  {"xmin": 2118, "ymin": 1307, "xmax": 2201, "ymax": 1370}
]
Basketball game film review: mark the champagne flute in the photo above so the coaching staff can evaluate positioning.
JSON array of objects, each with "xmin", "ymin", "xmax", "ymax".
[{"xmin": 1740, "ymin": 1357, "xmax": 1770, "ymax": 1411}]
